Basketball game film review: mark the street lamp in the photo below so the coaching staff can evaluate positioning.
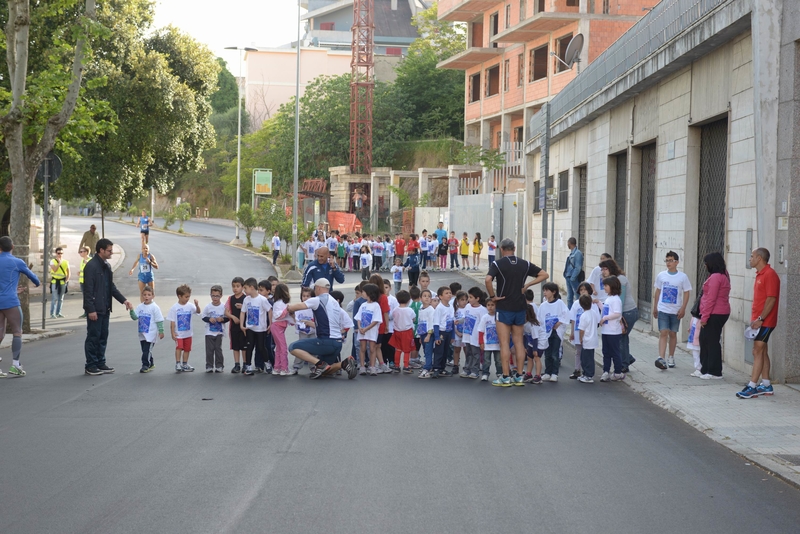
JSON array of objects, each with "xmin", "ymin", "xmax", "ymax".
[{"xmin": 224, "ymin": 45, "xmax": 257, "ymax": 244}]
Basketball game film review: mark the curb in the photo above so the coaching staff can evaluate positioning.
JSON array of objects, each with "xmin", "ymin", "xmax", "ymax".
[{"xmin": 0, "ymin": 329, "xmax": 73, "ymax": 350}]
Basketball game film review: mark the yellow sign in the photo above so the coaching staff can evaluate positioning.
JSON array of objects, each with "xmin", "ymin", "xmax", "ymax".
[{"xmin": 254, "ymin": 169, "xmax": 272, "ymax": 195}]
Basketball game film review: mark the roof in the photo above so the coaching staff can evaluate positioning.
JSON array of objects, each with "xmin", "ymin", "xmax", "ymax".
[
  {"xmin": 303, "ymin": 0, "xmax": 419, "ymax": 40},
  {"xmin": 327, "ymin": 211, "xmax": 362, "ymax": 234}
]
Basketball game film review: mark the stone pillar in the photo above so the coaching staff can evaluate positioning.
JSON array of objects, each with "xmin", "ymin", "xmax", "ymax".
[
  {"xmin": 418, "ymin": 169, "xmax": 429, "ymax": 202},
  {"xmin": 370, "ymin": 172, "xmax": 380, "ymax": 232},
  {"xmin": 490, "ymin": 192, "xmax": 503, "ymax": 246},
  {"xmin": 389, "ymin": 171, "xmax": 400, "ymax": 230}
]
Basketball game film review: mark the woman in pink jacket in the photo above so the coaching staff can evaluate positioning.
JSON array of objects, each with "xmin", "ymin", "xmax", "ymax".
[{"xmin": 698, "ymin": 252, "xmax": 731, "ymax": 378}]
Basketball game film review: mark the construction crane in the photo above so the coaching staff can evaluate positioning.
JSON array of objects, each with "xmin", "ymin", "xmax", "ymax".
[{"xmin": 350, "ymin": 0, "xmax": 374, "ymax": 176}]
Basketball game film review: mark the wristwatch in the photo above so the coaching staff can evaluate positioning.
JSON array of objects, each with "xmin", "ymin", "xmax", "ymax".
[{"xmin": 757, "ymin": 316, "xmax": 763, "ymax": 321}]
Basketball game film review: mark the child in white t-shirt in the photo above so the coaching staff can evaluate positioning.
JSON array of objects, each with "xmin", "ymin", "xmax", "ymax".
[
  {"xmin": 240, "ymin": 277, "xmax": 272, "ymax": 376},
  {"xmin": 167, "ymin": 284, "xmax": 201, "ymax": 372},
  {"xmin": 653, "ymin": 250, "xmax": 692, "ymax": 368},
  {"xmin": 452, "ymin": 291, "xmax": 468, "ymax": 376},
  {"xmin": 568, "ymin": 282, "xmax": 596, "ymax": 380},
  {"xmin": 462, "ymin": 287, "xmax": 487, "ymax": 379},
  {"xmin": 390, "ymin": 257, "xmax": 404, "ymax": 294},
  {"xmin": 201, "ymin": 285, "xmax": 229, "ymax": 373},
  {"xmin": 478, "ymin": 299, "xmax": 502, "ymax": 380},
  {"xmin": 523, "ymin": 291, "xmax": 548, "ymax": 384},
  {"xmin": 537, "ymin": 282, "xmax": 570, "ymax": 382},
  {"xmin": 292, "ymin": 287, "xmax": 316, "ymax": 373},
  {"xmin": 355, "ymin": 283, "xmax": 383, "ymax": 375},
  {"xmin": 599, "ymin": 276, "xmax": 625, "ymax": 382},
  {"xmin": 389, "ymin": 290, "xmax": 416, "ymax": 372},
  {"xmin": 130, "ymin": 285, "xmax": 164, "ymax": 373},
  {"xmin": 577, "ymin": 294, "xmax": 601, "ymax": 383},
  {"xmin": 416, "ymin": 289, "xmax": 436, "ymax": 378},
  {"xmin": 359, "ymin": 246, "xmax": 372, "ymax": 281}
]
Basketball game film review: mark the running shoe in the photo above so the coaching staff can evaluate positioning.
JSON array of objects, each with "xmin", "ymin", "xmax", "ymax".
[
  {"xmin": 492, "ymin": 376, "xmax": 512, "ymax": 387},
  {"xmin": 215, "ymin": 367, "xmax": 223, "ymax": 373},
  {"xmin": 271, "ymin": 369, "xmax": 281, "ymax": 375},
  {"xmin": 523, "ymin": 373, "xmax": 535, "ymax": 383},
  {"xmin": 381, "ymin": 363, "xmax": 392, "ymax": 374},
  {"xmin": 532, "ymin": 375, "xmax": 543, "ymax": 385},
  {"xmin": 569, "ymin": 370, "xmax": 581, "ymax": 380},
  {"xmin": 231, "ymin": 363, "xmax": 241, "ymax": 374},
  {"xmin": 667, "ymin": 357, "xmax": 675, "ymax": 368},
  {"xmin": 175, "ymin": 362, "xmax": 183, "ymax": 372},
  {"xmin": 600, "ymin": 372, "xmax": 610, "ymax": 382},
  {"xmin": 393, "ymin": 367, "xmax": 401, "ymax": 373},
  {"xmin": 403, "ymin": 367, "xmax": 413, "ymax": 374},
  {"xmin": 690, "ymin": 370, "xmax": 702, "ymax": 378},
  {"xmin": 8, "ymin": 365, "xmax": 25, "ymax": 377},
  {"xmin": 578, "ymin": 375, "xmax": 594, "ymax": 384},
  {"xmin": 85, "ymin": 367, "xmax": 103, "ymax": 376},
  {"xmin": 512, "ymin": 375, "xmax": 525, "ymax": 386},
  {"xmin": 480, "ymin": 374, "xmax": 489, "ymax": 381},
  {"xmin": 310, "ymin": 363, "xmax": 330, "ymax": 379},
  {"xmin": 182, "ymin": 363, "xmax": 195, "ymax": 372},
  {"xmin": 342, "ymin": 357, "xmax": 358, "ymax": 380},
  {"xmin": 140, "ymin": 366, "xmax": 151, "ymax": 373},
  {"xmin": 451, "ymin": 365, "xmax": 459, "ymax": 375},
  {"xmin": 244, "ymin": 365, "xmax": 254, "ymax": 376},
  {"xmin": 359, "ymin": 366, "xmax": 367, "ymax": 376},
  {"xmin": 459, "ymin": 371, "xmax": 470, "ymax": 378},
  {"xmin": 279, "ymin": 370, "xmax": 288, "ymax": 376},
  {"xmin": 0, "ymin": 368, "xmax": 6, "ymax": 378},
  {"xmin": 611, "ymin": 373, "xmax": 625, "ymax": 381},
  {"xmin": 288, "ymin": 368, "xmax": 298, "ymax": 375},
  {"xmin": 736, "ymin": 385, "xmax": 758, "ymax": 399},
  {"xmin": 368, "ymin": 366, "xmax": 378, "ymax": 376},
  {"xmin": 541, "ymin": 374, "xmax": 551, "ymax": 381},
  {"xmin": 432, "ymin": 370, "xmax": 440, "ymax": 379},
  {"xmin": 149, "ymin": 361, "xmax": 155, "ymax": 370},
  {"xmin": 418, "ymin": 370, "xmax": 431, "ymax": 379},
  {"xmin": 266, "ymin": 363, "xmax": 273, "ymax": 372},
  {"xmin": 756, "ymin": 383, "xmax": 774, "ymax": 396},
  {"xmin": 549, "ymin": 375, "xmax": 558, "ymax": 382},
  {"xmin": 206, "ymin": 367, "xmax": 213, "ymax": 373},
  {"xmin": 655, "ymin": 358, "xmax": 668, "ymax": 370},
  {"xmin": 97, "ymin": 364, "xmax": 115, "ymax": 374},
  {"xmin": 469, "ymin": 373, "xmax": 479, "ymax": 379}
]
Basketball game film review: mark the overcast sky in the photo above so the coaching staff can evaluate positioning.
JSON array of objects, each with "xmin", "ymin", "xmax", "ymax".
[{"xmin": 153, "ymin": 0, "xmax": 305, "ymax": 75}]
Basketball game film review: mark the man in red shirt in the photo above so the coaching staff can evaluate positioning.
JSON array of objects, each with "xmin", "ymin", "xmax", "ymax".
[
  {"xmin": 737, "ymin": 248, "xmax": 781, "ymax": 399},
  {"xmin": 394, "ymin": 233, "xmax": 406, "ymax": 264}
]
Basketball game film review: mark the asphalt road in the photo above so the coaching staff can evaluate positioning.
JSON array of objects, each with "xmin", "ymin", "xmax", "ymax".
[{"xmin": 2, "ymin": 221, "xmax": 800, "ymax": 534}]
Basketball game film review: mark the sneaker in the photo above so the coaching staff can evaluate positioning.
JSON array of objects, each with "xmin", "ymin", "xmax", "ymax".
[
  {"xmin": 699, "ymin": 373, "xmax": 712, "ymax": 380},
  {"xmin": 149, "ymin": 361, "xmax": 155, "ymax": 370},
  {"xmin": 439, "ymin": 369, "xmax": 453, "ymax": 377},
  {"xmin": 342, "ymin": 357, "xmax": 358, "ymax": 379},
  {"xmin": 381, "ymin": 363, "xmax": 392, "ymax": 374},
  {"xmin": 480, "ymin": 374, "xmax": 489, "ymax": 381},
  {"xmin": 0, "ymin": 368, "xmax": 6, "ymax": 378},
  {"xmin": 50, "ymin": 314, "xmax": 56, "ymax": 319},
  {"xmin": 231, "ymin": 363, "xmax": 241, "ymax": 374},
  {"xmin": 611, "ymin": 373, "xmax": 625, "ymax": 381},
  {"xmin": 549, "ymin": 374, "xmax": 558, "ymax": 382},
  {"xmin": 56, "ymin": 314, "xmax": 65, "ymax": 318},
  {"xmin": 266, "ymin": 363, "xmax": 273, "ymax": 372},
  {"xmin": 756, "ymin": 383, "xmax": 774, "ymax": 396},
  {"xmin": 97, "ymin": 364, "xmax": 115, "ymax": 374},
  {"xmin": 600, "ymin": 372, "xmax": 610, "ymax": 382},
  {"xmin": 215, "ymin": 367, "xmax": 223, "ymax": 373},
  {"xmin": 310, "ymin": 362, "xmax": 329, "ymax": 379},
  {"xmin": 469, "ymin": 373, "xmax": 479, "ymax": 379},
  {"xmin": 460, "ymin": 370, "xmax": 471, "ymax": 378},
  {"xmin": 140, "ymin": 366, "xmax": 151, "ymax": 373},
  {"xmin": 368, "ymin": 366, "xmax": 378, "ymax": 376},
  {"xmin": 393, "ymin": 366, "xmax": 401, "ymax": 373},
  {"xmin": 492, "ymin": 376, "xmax": 512, "ymax": 387},
  {"xmin": 541, "ymin": 373, "xmax": 551, "ymax": 381},
  {"xmin": 655, "ymin": 358, "xmax": 668, "ymax": 370},
  {"xmin": 621, "ymin": 367, "xmax": 630, "ymax": 374},
  {"xmin": 271, "ymin": 369, "xmax": 281, "ymax": 375},
  {"xmin": 279, "ymin": 370, "xmax": 288, "ymax": 376},
  {"xmin": 288, "ymin": 368, "xmax": 298, "ymax": 375},
  {"xmin": 244, "ymin": 365, "xmax": 254, "ymax": 376},
  {"xmin": 736, "ymin": 385, "xmax": 758, "ymax": 399},
  {"xmin": 710, "ymin": 374, "xmax": 724, "ymax": 380},
  {"xmin": 359, "ymin": 366, "xmax": 367, "ymax": 376},
  {"xmin": 578, "ymin": 375, "xmax": 594, "ymax": 384},
  {"xmin": 85, "ymin": 367, "xmax": 103, "ymax": 376},
  {"xmin": 182, "ymin": 363, "xmax": 195, "ymax": 372},
  {"xmin": 403, "ymin": 367, "xmax": 413, "ymax": 374},
  {"xmin": 532, "ymin": 375, "xmax": 543, "ymax": 385},
  {"xmin": 432, "ymin": 370, "xmax": 440, "ymax": 379},
  {"xmin": 569, "ymin": 370, "xmax": 581, "ymax": 379},
  {"xmin": 206, "ymin": 366, "xmax": 213, "ymax": 373},
  {"xmin": 667, "ymin": 357, "xmax": 675, "ymax": 368},
  {"xmin": 452, "ymin": 365, "xmax": 459, "ymax": 375},
  {"xmin": 690, "ymin": 370, "xmax": 703, "ymax": 378},
  {"xmin": 175, "ymin": 363, "xmax": 183, "ymax": 373},
  {"xmin": 8, "ymin": 365, "xmax": 25, "ymax": 377},
  {"xmin": 447, "ymin": 359, "xmax": 454, "ymax": 366},
  {"xmin": 418, "ymin": 370, "xmax": 431, "ymax": 379},
  {"xmin": 511, "ymin": 374, "xmax": 525, "ymax": 386},
  {"xmin": 410, "ymin": 361, "xmax": 423, "ymax": 369}
]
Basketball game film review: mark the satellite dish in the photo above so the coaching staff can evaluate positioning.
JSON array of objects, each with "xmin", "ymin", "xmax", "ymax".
[{"xmin": 564, "ymin": 33, "xmax": 584, "ymax": 68}]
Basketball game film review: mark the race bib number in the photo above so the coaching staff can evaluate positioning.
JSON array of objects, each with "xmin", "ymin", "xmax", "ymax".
[
  {"xmin": 463, "ymin": 315, "xmax": 476, "ymax": 336},
  {"xmin": 138, "ymin": 314, "xmax": 151, "ymax": 334},
  {"xmin": 140, "ymin": 261, "xmax": 150, "ymax": 273},
  {"xmin": 176, "ymin": 312, "xmax": 191, "ymax": 332},
  {"xmin": 486, "ymin": 323, "xmax": 499, "ymax": 345}
]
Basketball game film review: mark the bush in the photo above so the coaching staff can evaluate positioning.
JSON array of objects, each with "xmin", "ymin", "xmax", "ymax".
[
  {"xmin": 174, "ymin": 202, "xmax": 192, "ymax": 233},
  {"xmin": 162, "ymin": 209, "xmax": 177, "ymax": 230},
  {"xmin": 236, "ymin": 204, "xmax": 257, "ymax": 247}
]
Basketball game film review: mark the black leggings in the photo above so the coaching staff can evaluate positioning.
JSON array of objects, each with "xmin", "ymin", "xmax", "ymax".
[
  {"xmin": 699, "ymin": 314, "xmax": 728, "ymax": 376},
  {"xmin": 408, "ymin": 269, "xmax": 420, "ymax": 287}
]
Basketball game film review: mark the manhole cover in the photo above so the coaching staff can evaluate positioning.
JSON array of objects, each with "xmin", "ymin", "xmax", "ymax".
[{"xmin": 776, "ymin": 454, "xmax": 800, "ymax": 465}]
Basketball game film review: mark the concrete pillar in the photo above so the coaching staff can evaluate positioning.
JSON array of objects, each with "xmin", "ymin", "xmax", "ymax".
[
  {"xmin": 389, "ymin": 172, "xmax": 400, "ymax": 230},
  {"xmin": 448, "ymin": 169, "xmax": 460, "ymax": 235},
  {"xmin": 370, "ymin": 172, "xmax": 379, "ymax": 232},
  {"xmin": 490, "ymin": 192, "xmax": 503, "ymax": 245},
  {"xmin": 516, "ymin": 189, "xmax": 526, "ymax": 259},
  {"xmin": 501, "ymin": 113, "xmax": 512, "ymax": 149},
  {"xmin": 480, "ymin": 119, "xmax": 492, "ymax": 149},
  {"xmin": 418, "ymin": 169, "xmax": 429, "ymax": 203}
]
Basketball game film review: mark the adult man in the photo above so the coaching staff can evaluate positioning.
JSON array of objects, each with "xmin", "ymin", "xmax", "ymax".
[
  {"xmin": 271, "ymin": 230, "xmax": 281, "ymax": 266},
  {"xmin": 485, "ymin": 238, "xmax": 548, "ymax": 387},
  {"xmin": 0, "ymin": 236, "xmax": 41, "ymax": 377},
  {"xmin": 587, "ymin": 252, "xmax": 612, "ymax": 302},
  {"xmin": 563, "ymin": 237, "xmax": 584, "ymax": 309},
  {"xmin": 394, "ymin": 233, "xmax": 406, "ymax": 264},
  {"xmin": 737, "ymin": 248, "xmax": 780, "ymax": 399},
  {"xmin": 136, "ymin": 209, "xmax": 150, "ymax": 245},
  {"xmin": 83, "ymin": 238, "xmax": 132, "ymax": 376},
  {"xmin": 287, "ymin": 278, "xmax": 357, "ymax": 379},
  {"xmin": 79, "ymin": 224, "xmax": 100, "ymax": 257},
  {"xmin": 433, "ymin": 221, "xmax": 447, "ymax": 244},
  {"xmin": 301, "ymin": 246, "xmax": 345, "ymax": 290}
]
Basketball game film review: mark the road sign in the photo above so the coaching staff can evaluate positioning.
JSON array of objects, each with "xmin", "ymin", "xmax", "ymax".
[
  {"xmin": 546, "ymin": 199, "xmax": 558, "ymax": 210},
  {"xmin": 253, "ymin": 169, "xmax": 272, "ymax": 196},
  {"xmin": 35, "ymin": 152, "xmax": 62, "ymax": 183}
]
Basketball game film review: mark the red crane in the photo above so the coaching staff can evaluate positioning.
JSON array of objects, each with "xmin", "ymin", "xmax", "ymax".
[{"xmin": 350, "ymin": 0, "xmax": 374, "ymax": 175}]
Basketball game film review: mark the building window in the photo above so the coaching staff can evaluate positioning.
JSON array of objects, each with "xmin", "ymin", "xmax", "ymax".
[
  {"xmin": 520, "ymin": 0, "xmax": 527, "ymax": 21},
  {"xmin": 556, "ymin": 33, "xmax": 573, "ymax": 73},
  {"xmin": 489, "ymin": 12, "xmax": 499, "ymax": 47},
  {"xmin": 319, "ymin": 22, "xmax": 334, "ymax": 31},
  {"xmin": 513, "ymin": 126, "xmax": 524, "ymax": 143},
  {"xmin": 603, "ymin": 0, "xmax": 610, "ymax": 14},
  {"xmin": 386, "ymin": 47, "xmax": 402, "ymax": 56},
  {"xmin": 566, "ymin": 0, "xmax": 579, "ymax": 6},
  {"xmin": 504, "ymin": 59, "xmax": 510, "ymax": 92},
  {"xmin": 529, "ymin": 45, "xmax": 548, "ymax": 82},
  {"xmin": 485, "ymin": 64, "xmax": 500, "ymax": 97},
  {"xmin": 536, "ymin": 0, "xmax": 545, "ymax": 14},
  {"xmin": 471, "ymin": 21, "xmax": 484, "ymax": 47},
  {"xmin": 517, "ymin": 53, "xmax": 524, "ymax": 86},
  {"xmin": 505, "ymin": 5, "xmax": 511, "ymax": 28},
  {"xmin": 534, "ymin": 181, "xmax": 541, "ymax": 213},
  {"xmin": 469, "ymin": 73, "xmax": 481, "ymax": 102},
  {"xmin": 558, "ymin": 170, "xmax": 569, "ymax": 210}
]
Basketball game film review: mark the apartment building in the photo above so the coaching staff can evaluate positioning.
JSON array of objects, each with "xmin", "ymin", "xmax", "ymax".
[{"xmin": 437, "ymin": 0, "xmax": 649, "ymax": 189}]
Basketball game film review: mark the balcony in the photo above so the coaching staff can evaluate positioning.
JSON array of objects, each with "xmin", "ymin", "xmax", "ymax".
[
  {"xmin": 438, "ymin": 0, "xmax": 502, "ymax": 22},
  {"xmin": 437, "ymin": 47, "xmax": 503, "ymax": 70},
  {"xmin": 492, "ymin": 11, "xmax": 584, "ymax": 43}
]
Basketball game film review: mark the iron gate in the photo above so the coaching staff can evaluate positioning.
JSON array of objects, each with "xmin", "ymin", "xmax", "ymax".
[
  {"xmin": 697, "ymin": 119, "xmax": 728, "ymax": 288},
  {"xmin": 638, "ymin": 144, "xmax": 657, "ymax": 321},
  {"xmin": 614, "ymin": 153, "xmax": 627, "ymax": 269},
  {"xmin": 577, "ymin": 166, "xmax": 587, "ymax": 254}
]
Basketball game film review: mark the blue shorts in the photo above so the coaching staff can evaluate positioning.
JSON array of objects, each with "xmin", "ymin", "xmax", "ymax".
[
  {"xmin": 657, "ymin": 311, "xmax": 679, "ymax": 332},
  {"xmin": 497, "ymin": 309, "xmax": 526, "ymax": 326},
  {"xmin": 138, "ymin": 273, "xmax": 154, "ymax": 284},
  {"xmin": 289, "ymin": 337, "xmax": 343, "ymax": 364}
]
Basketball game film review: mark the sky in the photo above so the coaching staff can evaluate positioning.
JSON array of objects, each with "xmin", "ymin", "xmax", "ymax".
[{"xmin": 152, "ymin": 0, "xmax": 306, "ymax": 75}]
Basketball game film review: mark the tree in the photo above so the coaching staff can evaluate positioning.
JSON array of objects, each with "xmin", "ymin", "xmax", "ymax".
[
  {"xmin": 174, "ymin": 202, "xmax": 191, "ymax": 233},
  {"xmin": 394, "ymin": 2, "xmax": 466, "ymax": 139},
  {"xmin": 211, "ymin": 57, "xmax": 238, "ymax": 113},
  {"xmin": 256, "ymin": 199, "xmax": 290, "ymax": 249},
  {"xmin": 1, "ymin": 0, "xmax": 115, "ymax": 330},
  {"xmin": 236, "ymin": 204, "xmax": 256, "ymax": 247}
]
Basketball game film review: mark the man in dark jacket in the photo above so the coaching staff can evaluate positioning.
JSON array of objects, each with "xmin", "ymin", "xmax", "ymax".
[
  {"xmin": 83, "ymin": 238, "xmax": 131, "ymax": 376},
  {"xmin": 301, "ymin": 247, "xmax": 345, "ymax": 290}
]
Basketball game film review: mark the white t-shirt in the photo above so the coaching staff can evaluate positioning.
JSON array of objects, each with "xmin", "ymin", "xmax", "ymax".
[
  {"xmin": 454, "ymin": 306, "xmax": 467, "ymax": 339},
  {"xmin": 579, "ymin": 307, "xmax": 601, "ymax": 349},
  {"xmin": 537, "ymin": 299, "xmax": 570, "ymax": 339},
  {"xmin": 135, "ymin": 302, "xmax": 164, "ymax": 343},
  {"xmin": 242, "ymin": 294, "xmax": 271, "ymax": 332},
  {"xmin": 391, "ymin": 306, "xmax": 415, "ymax": 332},
  {"xmin": 359, "ymin": 253, "xmax": 372, "ymax": 269},
  {"xmin": 463, "ymin": 304, "xmax": 487, "ymax": 347},
  {"xmin": 272, "ymin": 300, "xmax": 294, "ymax": 326},
  {"xmin": 295, "ymin": 308, "xmax": 315, "ymax": 335},
  {"xmin": 305, "ymin": 240, "xmax": 315, "ymax": 256},
  {"xmin": 524, "ymin": 320, "xmax": 549, "ymax": 351},
  {"xmin": 272, "ymin": 235, "xmax": 281, "ymax": 252},
  {"xmin": 434, "ymin": 301, "xmax": 454, "ymax": 332},
  {"xmin": 487, "ymin": 240, "xmax": 497, "ymax": 255},
  {"xmin": 416, "ymin": 306, "xmax": 435, "ymax": 338},
  {"xmin": 303, "ymin": 294, "xmax": 344, "ymax": 339},
  {"xmin": 326, "ymin": 237, "xmax": 338, "ymax": 252},
  {"xmin": 168, "ymin": 302, "xmax": 198, "ymax": 339},
  {"xmin": 391, "ymin": 265, "xmax": 403, "ymax": 282},
  {"xmin": 202, "ymin": 302, "xmax": 227, "ymax": 337},
  {"xmin": 373, "ymin": 241, "xmax": 384, "ymax": 255},
  {"xmin": 387, "ymin": 294, "xmax": 399, "ymax": 333},
  {"xmin": 601, "ymin": 295, "xmax": 624, "ymax": 335},
  {"xmin": 350, "ymin": 242, "xmax": 360, "ymax": 256},
  {"xmin": 478, "ymin": 313, "xmax": 500, "ymax": 351},
  {"xmin": 587, "ymin": 266, "xmax": 608, "ymax": 302},
  {"xmin": 654, "ymin": 270, "xmax": 692, "ymax": 315},
  {"xmin": 385, "ymin": 242, "xmax": 394, "ymax": 256},
  {"xmin": 429, "ymin": 239, "xmax": 438, "ymax": 254},
  {"xmin": 355, "ymin": 301, "xmax": 382, "ymax": 342}
]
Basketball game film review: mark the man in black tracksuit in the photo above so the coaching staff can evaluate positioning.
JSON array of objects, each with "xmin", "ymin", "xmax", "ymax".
[{"xmin": 83, "ymin": 238, "xmax": 132, "ymax": 376}]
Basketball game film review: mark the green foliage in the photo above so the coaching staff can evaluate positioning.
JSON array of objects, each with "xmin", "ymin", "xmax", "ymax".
[
  {"xmin": 236, "ymin": 204, "xmax": 256, "ymax": 247},
  {"xmin": 256, "ymin": 199, "xmax": 291, "ymax": 248},
  {"xmin": 211, "ymin": 58, "xmax": 239, "ymax": 113},
  {"xmin": 388, "ymin": 185, "xmax": 413, "ymax": 209},
  {"xmin": 457, "ymin": 145, "xmax": 506, "ymax": 171},
  {"xmin": 162, "ymin": 209, "xmax": 176, "ymax": 230},
  {"xmin": 174, "ymin": 202, "xmax": 191, "ymax": 233}
]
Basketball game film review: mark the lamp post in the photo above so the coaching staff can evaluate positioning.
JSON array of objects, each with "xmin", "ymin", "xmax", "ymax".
[
  {"xmin": 224, "ymin": 45, "xmax": 256, "ymax": 243},
  {"xmin": 292, "ymin": 0, "xmax": 301, "ymax": 272}
]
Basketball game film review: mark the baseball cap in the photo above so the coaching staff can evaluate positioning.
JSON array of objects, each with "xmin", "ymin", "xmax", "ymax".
[{"xmin": 314, "ymin": 278, "xmax": 331, "ymax": 289}]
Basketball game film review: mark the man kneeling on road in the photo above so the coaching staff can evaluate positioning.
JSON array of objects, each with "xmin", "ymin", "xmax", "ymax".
[{"xmin": 287, "ymin": 278, "xmax": 357, "ymax": 379}]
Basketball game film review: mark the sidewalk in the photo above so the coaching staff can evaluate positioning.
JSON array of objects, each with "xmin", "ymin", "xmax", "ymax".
[{"xmin": 459, "ymin": 269, "xmax": 800, "ymax": 488}]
